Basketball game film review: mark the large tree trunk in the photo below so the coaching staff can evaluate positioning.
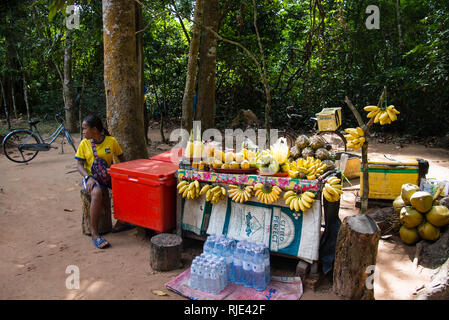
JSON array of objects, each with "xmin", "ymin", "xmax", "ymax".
[
  {"xmin": 135, "ymin": 2, "xmax": 147, "ymax": 145},
  {"xmin": 195, "ymin": 0, "xmax": 219, "ymax": 132},
  {"xmin": 103, "ymin": 0, "xmax": 148, "ymax": 160},
  {"xmin": 181, "ymin": 0, "xmax": 203, "ymax": 134},
  {"xmin": 64, "ymin": 29, "xmax": 77, "ymax": 132}
]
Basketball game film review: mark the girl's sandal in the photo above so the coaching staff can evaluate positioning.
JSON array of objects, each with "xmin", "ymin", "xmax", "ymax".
[{"xmin": 92, "ymin": 237, "xmax": 110, "ymax": 249}]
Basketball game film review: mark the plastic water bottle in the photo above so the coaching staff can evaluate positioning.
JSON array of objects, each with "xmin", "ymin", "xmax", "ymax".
[
  {"xmin": 262, "ymin": 246, "xmax": 271, "ymax": 285},
  {"xmin": 233, "ymin": 242, "xmax": 244, "ymax": 284},
  {"xmin": 213, "ymin": 234, "xmax": 225, "ymax": 257},
  {"xmin": 210, "ymin": 263, "xmax": 219, "ymax": 294},
  {"xmin": 190, "ymin": 258, "xmax": 199, "ymax": 290},
  {"xmin": 252, "ymin": 247, "xmax": 266, "ymax": 291},
  {"xmin": 215, "ymin": 236, "xmax": 225, "ymax": 258},
  {"xmin": 203, "ymin": 234, "xmax": 216, "ymax": 254},
  {"xmin": 228, "ymin": 239, "xmax": 236, "ymax": 282},
  {"xmin": 223, "ymin": 239, "xmax": 234, "ymax": 282},
  {"xmin": 217, "ymin": 258, "xmax": 225, "ymax": 290},
  {"xmin": 197, "ymin": 261, "xmax": 205, "ymax": 292},
  {"xmin": 204, "ymin": 262, "xmax": 212, "ymax": 293},
  {"xmin": 242, "ymin": 245, "xmax": 254, "ymax": 288}
]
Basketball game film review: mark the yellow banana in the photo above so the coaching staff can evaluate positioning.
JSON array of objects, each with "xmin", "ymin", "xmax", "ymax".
[
  {"xmin": 290, "ymin": 198, "xmax": 295, "ymax": 211},
  {"xmin": 286, "ymin": 195, "xmax": 295, "ymax": 205},
  {"xmin": 374, "ymin": 111, "xmax": 381, "ymax": 123},
  {"xmin": 302, "ymin": 197, "xmax": 312, "ymax": 209},
  {"xmin": 199, "ymin": 184, "xmax": 211, "ymax": 195},
  {"xmin": 177, "ymin": 180, "xmax": 188, "ymax": 189},
  {"xmin": 294, "ymin": 198, "xmax": 300, "ymax": 212},
  {"xmin": 325, "ymin": 183, "xmax": 339, "ymax": 197},
  {"xmin": 178, "ymin": 185, "xmax": 188, "ymax": 194},
  {"xmin": 356, "ymin": 127, "xmax": 364, "ymax": 136},
  {"xmin": 303, "ymin": 191, "xmax": 315, "ymax": 199},
  {"xmin": 298, "ymin": 197, "xmax": 306, "ymax": 212},
  {"xmin": 254, "ymin": 183, "xmax": 263, "ymax": 190},
  {"xmin": 221, "ymin": 187, "xmax": 227, "ymax": 196},
  {"xmin": 386, "ymin": 108, "xmax": 397, "ymax": 121},
  {"xmin": 301, "ymin": 193, "xmax": 314, "ymax": 204},
  {"xmin": 364, "ymin": 105, "xmax": 379, "ymax": 112},
  {"xmin": 366, "ymin": 109, "xmax": 379, "ymax": 118},
  {"xmin": 283, "ymin": 190, "xmax": 295, "ymax": 200}
]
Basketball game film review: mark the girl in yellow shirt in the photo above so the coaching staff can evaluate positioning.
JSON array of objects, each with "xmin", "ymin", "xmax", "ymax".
[{"xmin": 75, "ymin": 115, "xmax": 133, "ymax": 249}]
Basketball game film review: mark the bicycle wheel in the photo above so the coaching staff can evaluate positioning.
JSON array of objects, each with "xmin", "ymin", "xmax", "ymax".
[
  {"xmin": 2, "ymin": 129, "xmax": 41, "ymax": 163},
  {"xmin": 317, "ymin": 131, "xmax": 347, "ymax": 154},
  {"xmin": 64, "ymin": 129, "xmax": 77, "ymax": 152}
]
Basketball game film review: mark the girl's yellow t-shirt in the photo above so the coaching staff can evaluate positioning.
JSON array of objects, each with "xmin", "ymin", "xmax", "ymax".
[{"xmin": 75, "ymin": 136, "xmax": 123, "ymax": 175}]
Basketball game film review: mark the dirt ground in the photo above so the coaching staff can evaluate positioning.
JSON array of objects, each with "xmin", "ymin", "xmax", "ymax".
[{"xmin": 1, "ymin": 128, "xmax": 448, "ymax": 300}]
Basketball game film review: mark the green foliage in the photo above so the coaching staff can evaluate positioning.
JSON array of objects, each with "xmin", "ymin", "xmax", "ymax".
[{"xmin": 1, "ymin": 0, "xmax": 448, "ymax": 138}]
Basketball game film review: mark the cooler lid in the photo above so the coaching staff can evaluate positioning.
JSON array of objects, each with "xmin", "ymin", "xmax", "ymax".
[
  {"xmin": 109, "ymin": 159, "xmax": 178, "ymax": 180},
  {"xmin": 150, "ymin": 148, "xmax": 183, "ymax": 164},
  {"xmin": 367, "ymin": 155, "xmax": 418, "ymax": 166}
]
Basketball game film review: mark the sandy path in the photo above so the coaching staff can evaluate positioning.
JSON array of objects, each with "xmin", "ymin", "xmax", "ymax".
[{"xmin": 0, "ymin": 131, "xmax": 448, "ymax": 300}]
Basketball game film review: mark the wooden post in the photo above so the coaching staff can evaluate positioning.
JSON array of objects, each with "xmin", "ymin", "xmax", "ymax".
[
  {"xmin": 150, "ymin": 233, "xmax": 183, "ymax": 271},
  {"xmin": 81, "ymin": 189, "xmax": 112, "ymax": 236},
  {"xmin": 333, "ymin": 214, "xmax": 380, "ymax": 299},
  {"xmin": 333, "ymin": 89, "xmax": 386, "ymax": 299}
]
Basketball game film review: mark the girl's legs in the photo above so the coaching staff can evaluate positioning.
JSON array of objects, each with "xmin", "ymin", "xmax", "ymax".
[{"xmin": 90, "ymin": 186, "xmax": 109, "ymax": 248}]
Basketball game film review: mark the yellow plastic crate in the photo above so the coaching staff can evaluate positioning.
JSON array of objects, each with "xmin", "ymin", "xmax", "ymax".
[
  {"xmin": 360, "ymin": 157, "xmax": 420, "ymax": 200},
  {"xmin": 316, "ymin": 107, "xmax": 342, "ymax": 131}
]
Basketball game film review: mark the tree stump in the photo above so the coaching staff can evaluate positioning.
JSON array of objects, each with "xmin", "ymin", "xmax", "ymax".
[
  {"xmin": 150, "ymin": 233, "xmax": 183, "ymax": 271},
  {"xmin": 81, "ymin": 189, "xmax": 112, "ymax": 236},
  {"xmin": 333, "ymin": 213, "xmax": 381, "ymax": 300}
]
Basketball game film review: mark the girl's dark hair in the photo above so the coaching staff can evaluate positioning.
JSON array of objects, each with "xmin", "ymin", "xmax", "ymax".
[{"xmin": 83, "ymin": 115, "xmax": 110, "ymax": 136}]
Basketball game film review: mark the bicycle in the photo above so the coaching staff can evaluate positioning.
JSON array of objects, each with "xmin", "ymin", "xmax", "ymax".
[
  {"xmin": 2, "ymin": 110, "xmax": 76, "ymax": 163},
  {"xmin": 278, "ymin": 106, "xmax": 347, "ymax": 153}
]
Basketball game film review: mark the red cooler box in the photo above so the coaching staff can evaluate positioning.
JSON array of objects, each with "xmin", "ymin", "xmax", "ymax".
[
  {"xmin": 109, "ymin": 159, "xmax": 178, "ymax": 233},
  {"xmin": 150, "ymin": 148, "xmax": 183, "ymax": 164}
]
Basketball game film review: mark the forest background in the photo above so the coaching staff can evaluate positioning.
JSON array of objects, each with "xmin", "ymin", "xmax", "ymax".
[{"xmin": 1, "ymin": 0, "xmax": 448, "ymax": 141}]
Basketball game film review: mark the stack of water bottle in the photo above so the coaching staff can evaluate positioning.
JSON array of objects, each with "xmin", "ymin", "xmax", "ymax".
[{"xmin": 189, "ymin": 234, "xmax": 270, "ymax": 294}]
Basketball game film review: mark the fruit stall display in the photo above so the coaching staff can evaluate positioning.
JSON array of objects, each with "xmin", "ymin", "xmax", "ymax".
[{"xmin": 177, "ymin": 132, "xmax": 344, "ymax": 219}]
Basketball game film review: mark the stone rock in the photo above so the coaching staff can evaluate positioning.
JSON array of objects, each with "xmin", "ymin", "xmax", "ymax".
[{"xmin": 416, "ymin": 225, "xmax": 449, "ymax": 269}]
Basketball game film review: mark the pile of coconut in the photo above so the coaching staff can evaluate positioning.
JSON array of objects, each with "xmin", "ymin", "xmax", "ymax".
[{"xmin": 393, "ymin": 183, "xmax": 449, "ymax": 245}]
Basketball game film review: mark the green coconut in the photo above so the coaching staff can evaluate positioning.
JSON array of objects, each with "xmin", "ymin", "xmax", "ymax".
[
  {"xmin": 393, "ymin": 195, "xmax": 406, "ymax": 215},
  {"xmin": 400, "ymin": 206, "xmax": 424, "ymax": 228},
  {"xmin": 426, "ymin": 205, "xmax": 449, "ymax": 227},
  {"xmin": 417, "ymin": 221, "xmax": 440, "ymax": 241},
  {"xmin": 410, "ymin": 191, "xmax": 434, "ymax": 213},
  {"xmin": 401, "ymin": 183, "xmax": 420, "ymax": 205},
  {"xmin": 399, "ymin": 226, "xmax": 420, "ymax": 245}
]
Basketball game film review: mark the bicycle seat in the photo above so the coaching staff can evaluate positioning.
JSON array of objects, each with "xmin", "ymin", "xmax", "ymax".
[{"xmin": 28, "ymin": 120, "xmax": 40, "ymax": 126}]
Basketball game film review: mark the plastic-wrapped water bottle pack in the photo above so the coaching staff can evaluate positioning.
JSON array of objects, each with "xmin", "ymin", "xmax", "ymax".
[{"xmin": 189, "ymin": 234, "xmax": 271, "ymax": 294}]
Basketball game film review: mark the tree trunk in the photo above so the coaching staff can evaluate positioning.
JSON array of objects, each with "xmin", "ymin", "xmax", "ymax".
[
  {"xmin": 103, "ymin": 0, "xmax": 148, "ymax": 160},
  {"xmin": 333, "ymin": 214, "xmax": 380, "ymax": 300},
  {"xmin": 396, "ymin": 0, "xmax": 404, "ymax": 54},
  {"xmin": 0, "ymin": 79, "xmax": 11, "ymax": 131},
  {"xmin": 22, "ymin": 72, "xmax": 30, "ymax": 122},
  {"xmin": 64, "ymin": 29, "xmax": 77, "ymax": 132},
  {"xmin": 195, "ymin": 0, "xmax": 219, "ymax": 132},
  {"xmin": 150, "ymin": 233, "xmax": 183, "ymax": 271},
  {"xmin": 135, "ymin": 2, "xmax": 147, "ymax": 145},
  {"xmin": 11, "ymin": 78, "xmax": 18, "ymax": 119},
  {"xmin": 181, "ymin": 0, "xmax": 203, "ymax": 134}
]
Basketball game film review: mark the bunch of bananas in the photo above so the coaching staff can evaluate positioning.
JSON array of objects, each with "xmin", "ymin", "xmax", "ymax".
[
  {"xmin": 364, "ymin": 105, "xmax": 400, "ymax": 125},
  {"xmin": 200, "ymin": 184, "xmax": 227, "ymax": 204},
  {"xmin": 228, "ymin": 184, "xmax": 254, "ymax": 203},
  {"xmin": 283, "ymin": 190, "xmax": 316, "ymax": 212},
  {"xmin": 322, "ymin": 177, "xmax": 343, "ymax": 202},
  {"xmin": 254, "ymin": 183, "xmax": 282, "ymax": 205},
  {"xmin": 344, "ymin": 127, "xmax": 365, "ymax": 151},
  {"xmin": 289, "ymin": 157, "xmax": 327, "ymax": 180},
  {"xmin": 177, "ymin": 180, "xmax": 200, "ymax": 199}
]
